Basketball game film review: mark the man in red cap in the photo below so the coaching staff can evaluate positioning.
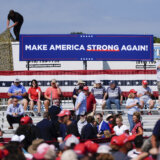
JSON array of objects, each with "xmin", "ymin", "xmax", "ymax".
[
  {"xmin": 57, "ymin": 110, "xmax": 79, "ymax": 137},
  {"xmin": 110, "ymin": 133, "xmax": 136, "ymax": 160},
  {"xmin": 137, "ymin": 80, "xmax": 155, "ymax": 114},
  {"xmin": 83, "ymin": 86, "xmax": 96, "ymax": 115}
]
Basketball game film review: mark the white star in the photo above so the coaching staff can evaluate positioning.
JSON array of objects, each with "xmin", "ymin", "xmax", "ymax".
[
  {"xmin": 127, "ymin": 82, "xmax": 130, "ymax": 85},
  {"xmin": 65, "ymin": 82, "xmax": 68, "ymax": 85},
  {"xmin": 20, "ymin": 82, "xmax": 23, "ymax": 85},
  {"xmin": 29, "ymin": 82, "xmax": 31, "ymax": 86},
  {"xmin": 38, "ymin": 82, "xmax": 41, "ymax": 85},
  {"xmin": 11, "ymin": 82, "xmax": 14, "ymax": 85},
  {"xmin": 74, "ymin": 82, "xmax": 77, "ymax": 85},
  {"xmin": 2, "ymin": 83, "xmax": 5, "ymax": 86},
  {"xmin": 47, "ymin": 82, "xmax": 50, "ymax": 86},
  {"xmin": 153, "ymin": 81, "xmax": 157, "ymax": 85},
  {"xmin": 57, "ymin": 82, "xmax": 59, "ymax": 85},
  {"xmin": 118, "ymin": 82, "xmax": 121, "ymax": 85},
  {"xmin": 136, "ymin": 81, "xmax": 139, "ymax": 84}
]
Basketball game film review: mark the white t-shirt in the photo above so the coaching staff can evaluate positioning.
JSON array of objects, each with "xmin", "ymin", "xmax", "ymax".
[
  {"xmin": 113, "ymin": 124, "xmax": 128, "ymax": 136},
  {"xmin": 126, "ymin": 98, "xmax": 140, "ymax": 115},
  {"xmin": 127, "ymin": 149, "xmax": 141, "ymax": 159},
  {"xmin": 137, "ymin": 86, "xmax": 152, "ymax": 99}
]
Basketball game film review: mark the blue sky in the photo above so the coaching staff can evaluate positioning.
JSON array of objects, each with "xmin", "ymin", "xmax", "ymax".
[{"xmin": 0, "ymin": 0, "xmax": 159, "ymax": 37}]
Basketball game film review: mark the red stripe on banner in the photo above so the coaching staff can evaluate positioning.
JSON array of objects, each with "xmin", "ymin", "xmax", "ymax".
[
  {"xmin": 0, "ymin": 70, "xmax": 156, "ymax": 76},
  {"xmin": 0, "ymin": 92, "xmax": 158, "ymax": 99}
]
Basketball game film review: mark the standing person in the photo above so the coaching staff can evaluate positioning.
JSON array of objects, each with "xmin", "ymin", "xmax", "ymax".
[
  {"xmin": 7, "ymin": 10, "xmax": 23, "ymax": 41},
  {"xmin": 113, "ymin": 116, "xmax": 129, "ymax": 136},
  {"xmin": 126, "ymin": 89, "xmax": 142, "ymax": 131},
  {"xmin": 75, "ymin": 86, "xmax": 86, "ymax": 120},
  {"xmin": 106, "ymin": 80, "xmax": 123, "ymax": 111},
  {"xmin": 48, "ymin": 99, "xmax": 61, "ymax": 122},
  {"xmin": 131, "ymin": 112, "xmax": 143, "ymax": 136},
  {"xmin": 28, "ymin": 79, "xmax": 42, "ymax": 116},
  {"xmin": 91, "ymin": 80, "xmax": 107, "ymax": 111},
  {"xmin": 44, "ymin": 79, "xmax": 62, "ymax": 112},
  {"xmin": 96, "ymin": 113, "xmax": 110, "ymax": 138},
  {"xmin": 8, "ymin": 78, "xmax": 28, "ymax": 110},
  {"xmin": 77, "ymin": 113, "xmax": 87, "ymax": 135},
  {"xmin": 73, "ymin": 80, "xmax": 85, "ymax": 106},
  {"xmin": 6, "ymin": 97, "xmax": 24, "ymax": 129},
  {"xmin": 57, "ymin": 110, "xmax": 79, "ymax": 137},
  {"xmin": 81, "ymin": 116, "xmax": 97, "ymax": 139},
  {"xmin": 137, "ymin": 80, "xmax": 155, "ymax": 115},
  {"xmin": 36, "ymin": 112, "xmax": 56, "ymax": 141},
  {"xmin": 83, "ymin": 86, "xmax": 96, "ymax": 115}
]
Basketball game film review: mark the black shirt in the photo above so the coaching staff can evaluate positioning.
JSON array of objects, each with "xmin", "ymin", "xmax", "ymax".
[
  {"xmin": 66, "ymin": 122, "xmax": 79, "ymax": 137},
  {"xmin": 48, "ymin": 105, "xmax": 61, "ymax": 122},
  {"xmin": 8, "ymin": 11, "xmax": 23, "ymax": 23}
]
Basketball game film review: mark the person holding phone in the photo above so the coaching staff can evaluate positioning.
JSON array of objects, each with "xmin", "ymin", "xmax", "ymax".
[
  {"xmin": 44, "ymin": 79, "xmax": 62, "ymax": 112},
  {"xmin": 126, "ymin": 89, "xmax": 142, "ymax": 131}
]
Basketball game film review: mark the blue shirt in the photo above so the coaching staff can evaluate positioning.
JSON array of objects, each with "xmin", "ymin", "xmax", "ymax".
[
  {"xmin": 6, "ymin": 103, "xmax": 24, "ymax": 116},
  {"xmin": 97, "ymin": 120, "xmax": 110, "ymax": 134},
  {"xmin": 75, "ymin": 91, "xmax": 86, "ymax": 115},
  {"xmin": 8, "ymin": 84, "xmax": 26, "ymax": 100}
]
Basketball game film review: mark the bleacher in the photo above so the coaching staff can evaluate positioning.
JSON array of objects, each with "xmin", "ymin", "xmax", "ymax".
[{"xmin": 0, "ymin": 91, "xmax": 160, "ymax": 138}]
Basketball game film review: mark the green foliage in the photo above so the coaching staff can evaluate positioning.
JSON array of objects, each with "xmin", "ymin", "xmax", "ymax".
[
  {"xmin": 70, "ymin": 32, "xmax": 85, "ymax": 35},
  {"xmin": 154, "ymin": 36, "xmax": 160, "ymax": 43}
]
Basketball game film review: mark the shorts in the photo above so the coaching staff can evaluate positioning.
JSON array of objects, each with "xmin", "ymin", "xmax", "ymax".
[
  {"xmin": 157, "ymin": 81, "xmax": 160, "ymax": 95},
  {"xmin": 95, "ymin": 99, "xmax": 106, "ymax": 106},
  {"xmin": 140, "ymin": 97, "xmax": 151, "ymax": 105}
]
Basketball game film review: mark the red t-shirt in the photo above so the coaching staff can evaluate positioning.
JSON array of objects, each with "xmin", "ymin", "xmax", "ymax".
[
  {"xmin": 45, "ymin": 87, "xmax": 60, "ymax": 99},
  {"xmin": 28, "ymin": 87, "xmax": 41, "ymax": 100},
  {"xmin": 86, "ymin": 92, "xmax": 96, "ymax": 112}
]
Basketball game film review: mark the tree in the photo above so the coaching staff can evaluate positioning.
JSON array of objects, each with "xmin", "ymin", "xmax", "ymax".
[{"xmin": 154, "ymin": 36, "xmax": 160, "ymax": 43}]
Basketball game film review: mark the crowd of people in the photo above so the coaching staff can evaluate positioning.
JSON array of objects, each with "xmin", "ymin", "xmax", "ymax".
[
  {"xmin": 2, "ymin": 77, "xmax": 160, "ymax": 159},
  {"xmin": 0, "ymin": 112, "xmax": 160, "ymax": 160}
]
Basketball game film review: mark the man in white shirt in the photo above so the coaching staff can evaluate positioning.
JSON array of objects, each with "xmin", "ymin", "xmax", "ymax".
[
  {"xmin": 137, "ymin": 80, "xmax": 155, "ymax": 114},
  {"xmin": 156, "ymin": 60, "xmax": 160, "ymax": 105}
]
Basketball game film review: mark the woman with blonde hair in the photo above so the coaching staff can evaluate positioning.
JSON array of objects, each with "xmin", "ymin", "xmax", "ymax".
[
  {"xmin": 126, "ymin": 89, "xmax": 142, "ymax": 131},
  {"xmin": 113, "ymin": 115, "xmax": 129, "ymax": 136}
]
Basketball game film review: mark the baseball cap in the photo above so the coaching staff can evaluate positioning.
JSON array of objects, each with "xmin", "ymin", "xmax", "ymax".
[
  {"xmin": 14, "ymin": 78, "xmax": 20, "ymax": 83},
  {"xmin": 109, "ymin": 80, "xmax": 116, "ymax": 85},
  {"xmin": 33, "ymin": 143, "xmax": 56, "ymax": 160},
  {"xmin": 61, "ymin": 149, "xmax": 78, "ymax": 160},
  {"xmin": 84, "ymin": 140, "xmax": 99, "ymax": 153},
  {"xmin": 129, "ymin": 89, "xmax": 137, "ymax": 94},
  {"xmin": 74, "ymin": 143, "xmax": 86, "ymax": 155},
  {"xmin": 11, "ymin": 135, "xmax": 25, "ymax": 142},
  {"xmin": 51, "ymin": 79, "xmax": 56, "ymax": 83},
  {"xmin": 64, "ymin": 134, "xmax": 80, "ymax": 147},
  {"xmin": 57, "ymin": 110, "xmax": 71, "ymax": 117},
  {"xmin": 142, "ymin": 80, "xmax": 148, "ymax": 85},
  {"xmin": 95, "ymin": 80, "xmax": 101, "ymax": 84},
  {"xmin": 97, "ymin": 145, "xmax": 111, "ymax": 154},
  {"xmin": 20, "ymin": 116, "xmax": 32, "ymax": 125},
  {"xmin": 83, "ymin": 86, "xmax": 89, "ymax": 91},
  {"xmin": 110, "ymin": 133, "xmax": 136, "ymax": 146}
]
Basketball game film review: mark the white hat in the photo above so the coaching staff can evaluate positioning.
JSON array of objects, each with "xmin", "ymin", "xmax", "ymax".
[
  {"xmin": 61, "ymin": 149, "xmax": 78, "ymax": 160},
  {"xmin": 65, "ymin": 135, "xmax": 80, "ymax": 147},
  {"xmin": 97, "ymin": 145, "xmax": 111, "ymax": 154},
  {"xmin": 95, "ymin": 80, "xmax": 101, "ymax": 84},
  {"xmin": 14, "ymin": 78, "xmax": 20, "ymax": 83},
  {"xmin": 11, "ymin": 134, "xmax": 25, "ymax": 142}
]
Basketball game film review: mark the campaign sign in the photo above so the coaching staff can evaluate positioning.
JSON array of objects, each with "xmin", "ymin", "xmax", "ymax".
[{"xmin": 20, "ymin": 34, "xmax": 153, "ymax": 61}]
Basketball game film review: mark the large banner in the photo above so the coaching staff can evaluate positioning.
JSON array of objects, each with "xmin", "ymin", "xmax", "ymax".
[{"xmin": 20, "ymin": 34, "xmax": 153, "ymax": 61}]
